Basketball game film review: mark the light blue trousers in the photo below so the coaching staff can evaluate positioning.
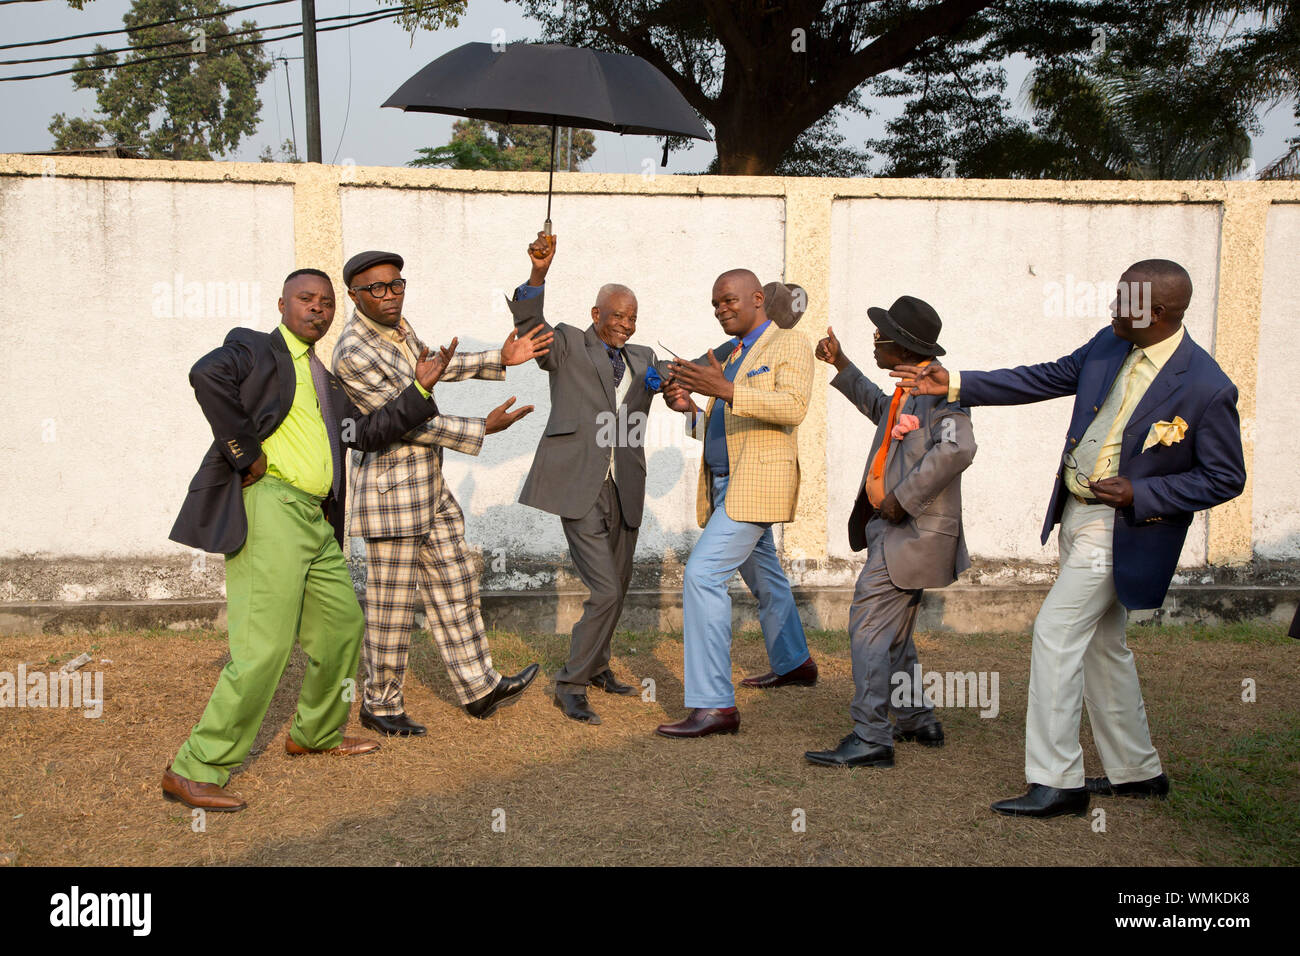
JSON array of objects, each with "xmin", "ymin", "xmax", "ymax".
[{"xmin": 682, "ymin": 474, "xmax": 810, "ymax": 708}]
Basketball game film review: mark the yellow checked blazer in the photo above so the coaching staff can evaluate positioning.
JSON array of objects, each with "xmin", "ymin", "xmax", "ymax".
[
  {"xmin": 331, "ymin": 312, "xmax": 506, "ymax": 540},
  {"xmin": 687, "ymin": 323, "xmax": 815, "ymax": 527}
]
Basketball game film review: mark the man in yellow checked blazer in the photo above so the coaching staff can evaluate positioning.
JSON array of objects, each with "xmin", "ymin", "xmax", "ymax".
[
  {"xmin": 332, "ymin": 250, "xmax": 550, "ymax": 735},
  {"xmin": 657, "ymin": 269, "xmax": 817, "ymax": 738}
]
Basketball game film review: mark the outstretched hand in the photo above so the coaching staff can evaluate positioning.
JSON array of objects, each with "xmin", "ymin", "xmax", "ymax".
[
  {"xmin": 670, "ymin": 349, "xmax": 734, "ymax": 403},
  {"xmin": 891, "ymin": 362, "xmax": 949, "ymax": 396},
  {"xmin": 415, "ymin": 338, "xmax": 458, "ymax": 391},
  {"xmin": 502, "ymin": 324, "xmax": 554, "ymax": 366},
  {"xmin": 815, "ymin": 326, "xmax": 848, "ymax": 370},
  {"xmin": 485, "ymin": 396, "xmax": 535, "ymax": 435}
]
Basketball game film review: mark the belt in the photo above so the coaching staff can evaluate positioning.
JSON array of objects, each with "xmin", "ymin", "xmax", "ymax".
[{"xmin": 1072, "ymin": 493, "xmax": 1105, "ymax": 506}]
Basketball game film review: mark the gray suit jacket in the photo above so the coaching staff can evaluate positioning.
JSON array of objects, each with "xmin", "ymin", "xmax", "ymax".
[
  {"xmin": 509, "ymin": 290, "xmax": 660, "ymax": 526},
  {"xmin": 831, "ymin": 362, "xmax": 977, "ymax": 591}
]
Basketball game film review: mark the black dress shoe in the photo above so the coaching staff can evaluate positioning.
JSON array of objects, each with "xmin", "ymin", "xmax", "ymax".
[
  {"xmin": 465, "ymin": 663, "xmax": 540, "ymax": 719},
  {"xmin": 590, "ymin": 669, "xmax": 636, "ymax": 695},
  {"xmin": 991, "ymin": 784, "xmax": 1089, "ymax": 818},
  {"xmin": 741, "ymin": 657, "xmax": 818, "ymax": 689},
  {"xmin": 1086, "ymin": 772, "xmax": 1170, "ymax": 798},
  {"xmin": 893, "ymin": 721, "xmax": 945, "ymax": 747},
  {"xmin": 654, "ymin": 707, "xmax": 740, "ymax": 738},
  {"xmin": 554, "ymin": 691, "xmax": 601, "ymax": 724},
  {"xmin": 359, "ymin": 708, "xmax": 427, "ymax": 737},
  {"xmin": 805, "ymin": 732, "xmax": 894, "ymax": 767}
]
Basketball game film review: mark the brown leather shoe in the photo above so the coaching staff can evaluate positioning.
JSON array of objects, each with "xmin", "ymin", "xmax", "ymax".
[
  {"xmin": 655, "ymin": 707, "xmax": 740, "ymax": 738},
  {"xmin": 741, "ymin": 656, "xmax": 818, "ymax": 689},
  {"xmin": 161, "ymin": 767, "xmax": 247, "ymax": 812},
  {"xmin": 284, "ymin": 735, "xmax": 381, "ymax": 757}
]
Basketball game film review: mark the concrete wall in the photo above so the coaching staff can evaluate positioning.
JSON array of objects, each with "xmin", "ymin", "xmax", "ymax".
[{"xmin": 0, "ymin": 154, "xmax": 1296, "ymax": 615}]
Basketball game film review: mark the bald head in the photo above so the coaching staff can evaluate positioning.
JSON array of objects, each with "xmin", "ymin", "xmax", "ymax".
[
  {"xmin": 712, "ymin": 268, "xmax": 767, "ymax": 338},
  {"xmin": 1112, "ymin": 258, "xmax": 1192, "ymax": 346},
  {"xmin": 590, "ymin": 282, "xmax": 637, "ymax": 349}
]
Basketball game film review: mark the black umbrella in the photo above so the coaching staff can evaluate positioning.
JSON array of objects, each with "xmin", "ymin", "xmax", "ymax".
[{"xmin": 383, "ymin": 42, "xmax": 712, "ymax": 233}]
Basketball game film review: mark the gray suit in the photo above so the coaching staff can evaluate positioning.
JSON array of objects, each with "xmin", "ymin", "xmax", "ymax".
[
  {"xmin": 509, "ymin": 290, "xmax": 662, "ymax": 692},
  {"xmin": 830, "ymin": 362, "xmax": 977, "ymax": 745}
]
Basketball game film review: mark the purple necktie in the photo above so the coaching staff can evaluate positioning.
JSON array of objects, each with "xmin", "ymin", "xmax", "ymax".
[{"xmin": 308, "ymin": 347, "xmax": 342, "ymax": 501}]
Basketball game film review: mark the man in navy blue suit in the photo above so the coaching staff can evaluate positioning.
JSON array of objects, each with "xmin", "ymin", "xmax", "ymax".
[{"xmin": 897, "ymin": 259, "xmax": 1246, "ymax": 818}]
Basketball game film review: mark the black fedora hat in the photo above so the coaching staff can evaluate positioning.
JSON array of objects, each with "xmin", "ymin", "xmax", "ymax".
[{"xmin": 866, "ymin": 295, "xmax": 945, "ymax": 357}]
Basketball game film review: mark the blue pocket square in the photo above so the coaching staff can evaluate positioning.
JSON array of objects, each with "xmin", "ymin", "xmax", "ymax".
[{"xmin": 746, "ymin": 365, "xmax": 770, "ymax": 377}]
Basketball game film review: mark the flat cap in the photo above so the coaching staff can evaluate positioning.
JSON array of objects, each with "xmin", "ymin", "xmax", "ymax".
[{"xmin": 343, "ymin": 250, "xmax": 404, "ymax": 287}]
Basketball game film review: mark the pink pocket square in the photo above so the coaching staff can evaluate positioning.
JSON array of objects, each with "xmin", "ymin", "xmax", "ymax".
[{"xmin": 892, "ymin": 413, "xmax": 921, "ymax": 440}]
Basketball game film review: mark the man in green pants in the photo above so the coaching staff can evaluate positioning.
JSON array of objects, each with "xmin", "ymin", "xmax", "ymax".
[{"xmin": 165, "ymin": 268, "xmax": 456, "ymax": 812}]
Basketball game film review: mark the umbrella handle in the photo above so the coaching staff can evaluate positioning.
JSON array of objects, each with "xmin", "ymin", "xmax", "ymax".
[{"xmin": 543, "ymin": 218, "xmax": 552, "ymax": 236}]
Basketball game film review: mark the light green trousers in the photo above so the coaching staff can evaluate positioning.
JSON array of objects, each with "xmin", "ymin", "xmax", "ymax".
[{"xmin": 171, "ymin": 475, "xmax": 364, "ymax": 786}]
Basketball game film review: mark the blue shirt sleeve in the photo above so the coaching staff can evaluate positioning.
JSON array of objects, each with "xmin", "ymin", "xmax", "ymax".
[{"xmin": 514, "ymin": 281, "xmax": 544, "ymax": 302}]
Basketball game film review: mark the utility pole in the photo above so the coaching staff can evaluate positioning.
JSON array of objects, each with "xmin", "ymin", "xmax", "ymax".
[{"xmin": 301, "ymin": 0, "xmax": 322, "ymax": 162}]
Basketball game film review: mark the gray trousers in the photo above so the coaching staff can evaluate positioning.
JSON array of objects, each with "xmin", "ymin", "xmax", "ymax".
[
  {"xmin": 555, "ymin": 476, "xmax": 639, "ymax": 693},
  {"xmin": 849, "ymin": 517, "xmax": 938, "ymax": 746}
]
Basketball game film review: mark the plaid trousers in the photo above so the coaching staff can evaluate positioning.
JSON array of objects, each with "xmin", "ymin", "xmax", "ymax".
[{"xmin": 361, "ymin": 487, "xmax": 500, "ymax": 712}]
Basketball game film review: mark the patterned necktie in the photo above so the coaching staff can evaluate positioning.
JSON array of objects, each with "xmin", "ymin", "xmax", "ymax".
[
  {"xmin": 307, "ymin": 347, "xmax": 342, "ymax": 501},
  {"xmin": 605, "ymin": 343, "xmax": 625, "ymax": 387}
]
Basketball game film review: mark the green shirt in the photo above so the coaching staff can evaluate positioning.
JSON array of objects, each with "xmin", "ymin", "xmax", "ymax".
[{"xmin": 262, "ymin": 325, "xmax": 332, "ymax": 497}]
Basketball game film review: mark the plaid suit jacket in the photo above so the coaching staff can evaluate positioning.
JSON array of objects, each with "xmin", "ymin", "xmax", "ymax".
[
  {"xmin": 331, "ymin": 311, "xmax": 505, "ymax": 539},
  {"xmin": 687, "ymin": 323, "xmax": 814, "ymax": 527}
]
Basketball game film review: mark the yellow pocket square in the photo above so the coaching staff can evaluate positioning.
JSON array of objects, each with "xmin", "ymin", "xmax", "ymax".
[{"xmin": 1142, "ymin": 416, "xmax": 1188, "ymax": 452}]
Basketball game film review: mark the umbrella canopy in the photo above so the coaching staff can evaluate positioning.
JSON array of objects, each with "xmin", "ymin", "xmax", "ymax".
[
  {"xmin": 384, "ymin": 42, "xmax": 712, "ymax": 139},
  {"xmin": 384, "ymin": 42, "xmax": 712, "ymax": 229}
]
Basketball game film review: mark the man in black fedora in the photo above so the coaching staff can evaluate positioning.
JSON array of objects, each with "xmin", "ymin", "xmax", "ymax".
[{"xmin": 805, "ymin": 296, "xmax": 976, "ymax": 767}]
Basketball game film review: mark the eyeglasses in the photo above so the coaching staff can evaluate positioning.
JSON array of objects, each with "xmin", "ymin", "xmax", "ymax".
[
  {"xmin": 873, "ymin": 332, "xmax": 895, "ymax": 345},
  {"xmin": 352, "ymin": 278, "xmax": 406, "ymax": 298},
  {"xmin": 1062, "ymin": 445, "xmax": 1111, "ymax": 489}
]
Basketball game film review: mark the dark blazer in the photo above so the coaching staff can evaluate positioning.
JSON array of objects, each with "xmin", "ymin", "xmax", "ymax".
[
  {"xmin": 508, "ymin": 290, "xmax": 660, "ymax": 527},
  {"xmin": 960, "ymin": 327, "xmax": 1246, "ymax": 610},
  {"xmin": 832, "ymin": 363, "xmax": 977, "ymax": 590},
  {"xmin": 169, "ymin": 326, "xmax": 441, "ymax": 555}
]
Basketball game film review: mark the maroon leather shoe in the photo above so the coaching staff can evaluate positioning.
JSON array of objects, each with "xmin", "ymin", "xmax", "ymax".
[
  {"xmin": 654, "ymin": 707, "xmax": 740, "ymax": 738},
  {"xmin": 741, "ymin": 657, "xmax": 818, "ymax": 689}
]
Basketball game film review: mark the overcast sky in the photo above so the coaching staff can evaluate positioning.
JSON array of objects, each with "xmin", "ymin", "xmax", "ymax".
[{"xmin": 2, "ymin": 0, "xmax": 1295, "ymax": 175}]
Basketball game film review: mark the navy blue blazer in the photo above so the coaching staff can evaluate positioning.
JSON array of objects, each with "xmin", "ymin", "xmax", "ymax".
[
  {"xmin": 960, "ymin": 327, "xmax": 1246, "ymax": 610},
  {"xmin": 170, "ymin": 326, "xmax": 439, "ymax": 555}
]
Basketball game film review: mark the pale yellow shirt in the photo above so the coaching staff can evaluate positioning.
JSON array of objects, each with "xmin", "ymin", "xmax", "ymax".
[
  {"xmin": 357, "ymin": 309, "xmax": 430, "ymax": 398},
  {"xmin": 948, "ymin": 326, "xmax": 1185, "ymax": 497}
]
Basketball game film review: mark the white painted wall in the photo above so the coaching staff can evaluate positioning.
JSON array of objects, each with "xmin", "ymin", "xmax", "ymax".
[
  {"xmin": 1254, "ymin": 203, "xmax": 1300, "ymax": 559},
  {"xmin": 0, "ymin": 177, "xmax": 296, "ymax": 558},
  {"xmin": 826, "ymin": 198, "xmax": 1222, "ymax": 565}
]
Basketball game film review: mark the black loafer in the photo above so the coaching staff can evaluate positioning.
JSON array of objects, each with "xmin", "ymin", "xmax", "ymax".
[
  {"xmin": 991, "ymin": 784, "xmax": 1089, "ymax": 818},
  {"xmin": 805, "ymin": 732, "xmax": 894, "ymax": 767},
  {"xmin": 554, "ymin": 691, "xmax": 601, "ymax": 724},
  {"xmin": 359, "ymin": 707, "xmax": 427, "ymax": 737},
  {"xmin": 464, "ymin": 663, "xmax": 540, "ymax": 719},
  {"xmin": 893, "ymin": 722, "xmax": 945, "ymax": 747},
  {"xmin": 1086, "ymin": 772, "xmax": 1170, "ymax": 798},
  {"xmin": 590, "ymin": 669, "xmax": 636, "ymax": 695}
]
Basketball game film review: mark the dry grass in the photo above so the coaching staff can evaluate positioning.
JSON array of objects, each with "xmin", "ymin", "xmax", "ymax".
[{"xmin": 0, "ymin": 622, "xmax": 1294, "ymax": 866}]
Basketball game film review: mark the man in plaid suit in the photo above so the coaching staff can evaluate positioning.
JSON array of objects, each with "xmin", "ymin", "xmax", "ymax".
[
  {"xmin": 332, "ymin": 250, "xmax": 551, "ymax": 735},
  {"xmin": 657, "ymin": 269, "xmax": 817, "ymax": 738}
]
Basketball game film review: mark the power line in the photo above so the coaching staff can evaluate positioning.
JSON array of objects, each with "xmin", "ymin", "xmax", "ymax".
[
  {"xmin": 0, "ymin": 0, "xmax": 295, "ymax": 52},
  {"xmin": 0, "ymin": 6, "xmax": 403, "ymax": 67},
  {"xmin": 0, "ymin": 8, "xmax": 405, "ymax": 82}
]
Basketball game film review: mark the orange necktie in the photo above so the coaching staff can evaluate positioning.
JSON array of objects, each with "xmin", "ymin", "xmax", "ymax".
[{"xmin": 865, "ymin": 360, "xmax": 928, "ymax": 507}]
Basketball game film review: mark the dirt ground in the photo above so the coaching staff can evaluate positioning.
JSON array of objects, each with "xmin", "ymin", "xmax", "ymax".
[{"xmin": 0, "ymin": 623, "xmax": 1294, "ymax": 866}]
